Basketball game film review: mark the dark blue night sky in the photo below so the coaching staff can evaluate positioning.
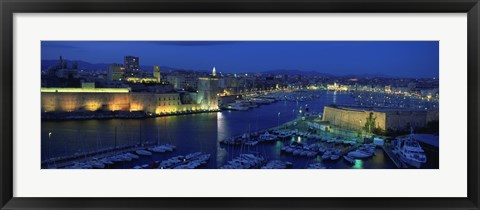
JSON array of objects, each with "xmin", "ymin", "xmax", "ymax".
[{"xmin": 41, "ymin": 41, "xmax": 439, "ymax": 78}]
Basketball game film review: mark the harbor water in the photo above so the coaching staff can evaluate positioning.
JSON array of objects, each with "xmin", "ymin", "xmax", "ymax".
[{"xmin": 41, "ymin": 91, "xmax": 399, "ymax": 169}]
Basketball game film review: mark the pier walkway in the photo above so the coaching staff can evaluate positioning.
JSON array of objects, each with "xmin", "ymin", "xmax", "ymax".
[
  {"xmin": 382, "ymin": 144, "xmax": 408, "ymax": 168},
  {"xmin": 42, "ymin": 142, "xmax": 159, "ymax": 168}
]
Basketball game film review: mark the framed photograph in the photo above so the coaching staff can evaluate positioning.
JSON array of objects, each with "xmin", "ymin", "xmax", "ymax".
[{"xmin": 1, "ymin": 0, "xmax": 479, "ymax": 209}]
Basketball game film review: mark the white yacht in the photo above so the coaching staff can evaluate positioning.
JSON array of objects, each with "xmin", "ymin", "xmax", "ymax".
[{"xmin": 394, "ymin": 136, "xmax": 427, "ymax": 168}]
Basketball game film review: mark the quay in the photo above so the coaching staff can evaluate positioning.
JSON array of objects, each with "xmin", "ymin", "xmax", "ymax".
[
  {"xmin": 382, "ymin": 144, "xmax": 408, "ymax": 168},
  {"xmin": 42, "ymin": 141, "xmax": 159, "ymax": 169},
  {"xmin": 339, "ymin": 144, "xmax": 360, "ymax": 156}
]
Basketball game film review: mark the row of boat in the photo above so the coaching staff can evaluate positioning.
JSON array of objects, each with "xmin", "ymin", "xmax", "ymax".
[
  {"xmin": 43, "ymin": 144, "xmax": 136, "ymax": 166},
  {"xmin": 347, "ymin": 144, "xmax": 376, "ymax": 159},
  {"xmin": 320, "ymin": 147, "xmax": 342, "ymax": 161},
  {"xmin": 280, "ymin": 142, "xmax": 319, "ymax": 157},
  {"xmin": 221, "ymin": 131, "xmax": 282, "ymax": 146},
  {"xmin": 157, "ymin": 152, "xmax": 211, "ymax": 169},
  {"xmin": 221, "ymin": 154, "xmax": 266, "ymax": 169},
  {"xmin": 222, "ymin": 98, "xmax": 278, "ymax": 111},
  {"xmin": 221, "ymin": 127, "xmax": 361, "ymax": 147},
  {"xmin": 307, "ymin": 163, "xmax": 327, "ymax": 169},
  {"xmin": 221, "ymin": 128, "xmax": 300, "ymax": 146},
  {"xmin": 63, "ymin": 144, "xmax": 176, "ymax": 169},
  {"xmin": 261, "ymin": 160, "xmax": 293, "ymax": 169},
  {"xmin": 280, "ymin": 141, "xmax": 346, "ymax": 161},
  {"xmin": 258, "ymin": 90, "xmax": 322, "ymax": 102},
  {"xmin": 64, "ymin": 152, "xmax": 141, "ymax": 169},
  {"xmin": 285, "ymin": 130, "xmax": 358, "ymax": 146},
  {"xmin": 148, "ymin": 144, "xmax": 176, "ymax": 153},
  {"xmin": 342, "ymin": 144, "xmax": 377, "ymax": 164}
]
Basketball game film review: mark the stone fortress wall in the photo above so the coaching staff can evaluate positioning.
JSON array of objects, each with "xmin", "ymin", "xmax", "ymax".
[
  {"xmin": 41, "ymin": 86, "xmax": 218, "ymax": 115},
  {"xmin": 322, "ymin": 106, "xmax": 439, "ymax": 132},
  {"xmin": 322, "ymin": 106, "xmax": 387, "ymax": 131}
]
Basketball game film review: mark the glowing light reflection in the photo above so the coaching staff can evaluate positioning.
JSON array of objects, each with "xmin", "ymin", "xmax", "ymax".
[{"xmin": 353, "ymin": 159, "xmax": 363, "ymax": 169}]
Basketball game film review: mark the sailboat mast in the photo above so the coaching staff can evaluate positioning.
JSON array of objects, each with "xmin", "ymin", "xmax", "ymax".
[
  {"xmin": 114, "ymin": 126, "xmax": 117, "ymax": 154},
  {"xmin": 139, "ymin": 124, "xmax": 142, "ymax": 146},
  {"xmin": 157, "ymin": 125, "xmax": 160, "ymax": 145}
]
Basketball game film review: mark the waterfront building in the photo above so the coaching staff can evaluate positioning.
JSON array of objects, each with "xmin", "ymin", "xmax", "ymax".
[
  {"xmin": 41, "ymin": 83, "xmax": 217, "ymax": 114},
  {"xmin": 385, "ymin": 85, "xmax": 392, "ymax": 93},
  {"xmin": 124, "ymin": 56, "xmax": 139, "ymax": 76},
  {"xmin": 107, "ymin": 64, "xmax": 125, "ymax": 81},
  {"xmin": 125, "ymin": 77, "xmax": 158, "ymax": 83},
  {"xmin": 196, "ymin": 67, "xmax": 219, "ymax": 110},
  {"xmin": 327, "ymin": 83, "xmax": 349, "ymax": 91},
  {"xmin": 123, "ymin": 65, "xmax": 162, "ymax": 84},
  {"xmin": 322, "ymin": 105, "xmax": 439, "ymax": 132},
  {"xmin": 166, "ymin": 75, "xmax": 198, "ymax": 90}
]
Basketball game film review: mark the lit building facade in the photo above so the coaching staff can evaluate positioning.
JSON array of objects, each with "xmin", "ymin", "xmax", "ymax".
[
  {"xmin": 124, "ymin": 56, "xmax": 139, "ymax": 76},
  {"xmin": 166, "ymin": 75, "xmax": 198, "ymax": 90},
  {"xmin": 195, "ymin": 67, "xmax": 219, "ymax": 110},
  {"xmin": 327, "ymin": 83, "xmax": 349, "ymax": 91},
  {"xmin": 125, "ymin": 77, "xmax": 158, "ymax": 83},
  {"xmin": 41, "ymin": 86, "xmax": 218, "ymax": 115},
  {"xmin": 322, "ymin": 105, "xmax": 439, "ymax": 132},
  {"xmin": 107, "ymin": 64, "xmax": 125, "ymax": 81}
]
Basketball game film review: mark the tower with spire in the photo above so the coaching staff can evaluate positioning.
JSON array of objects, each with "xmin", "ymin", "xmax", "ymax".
[
  {"xmin": 212, "ymin": 66, "xmax": 217, "ymax": 77},
  {"xmin": 197, "ymin": 66, "xmax": 219, "ymax": 110}
]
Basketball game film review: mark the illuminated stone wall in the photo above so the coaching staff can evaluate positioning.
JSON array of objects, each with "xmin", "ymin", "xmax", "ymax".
[
  {"xmin": 41, "ymin": 92, "xmax": 131, "ymax": 112},
  {"xmin": 323, "ymin": 106, "xmax": 387, "ymax": 131},
  {"xmin": 130, "ymin": 93, "xmax": 202, "ymax": 114},
  {"xmin": 322, "ymin": 106, "xmax": 439, "ymax": 131},
  {"xmin": 42, "ymin": 91, "xmax": 209, "ymax": 114}
]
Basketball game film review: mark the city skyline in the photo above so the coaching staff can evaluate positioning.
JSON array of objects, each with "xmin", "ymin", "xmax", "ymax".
[
  {"xmin": 41, "ymin": 41, "xmax": 439, "ymax": 78},
  {"xmin": 41, "ymin": 40, "xmax": 439, "ymax": 170}
]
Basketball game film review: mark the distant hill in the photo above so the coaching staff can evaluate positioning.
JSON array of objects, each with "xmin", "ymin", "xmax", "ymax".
[
  {"xmin": 261, "ymin": 69, "xmax": 333, "ymax": 77},
  {"xmin": 41, "ymin": 59, "xmax": 394, "ymax": 78},
  {"xmin": 41, "ymin": 59, "xmax": 110, "ymax": 71},
  {"xmin": 262, "ymin": 69, "xmax": 394, "ymax": 78},
  {"xmin": 340, "ymin": 73, "xmax": 394, "ymax": 78},
  {"xmin": 41, "ymin": 59, "xmax": 184, "ymax": 72}
]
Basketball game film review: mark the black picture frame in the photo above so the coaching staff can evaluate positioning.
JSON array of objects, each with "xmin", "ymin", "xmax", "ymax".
[{"xmin": 1, "ymin": 0, "xmax": 479, "ymax": 209}]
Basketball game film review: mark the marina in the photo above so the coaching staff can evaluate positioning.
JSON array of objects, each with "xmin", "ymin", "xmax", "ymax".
[{"xmin": 42, "ymin": 91, "xmax": 438, "ymax": 169}]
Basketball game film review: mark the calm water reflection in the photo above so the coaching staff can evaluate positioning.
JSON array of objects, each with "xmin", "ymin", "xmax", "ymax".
[{"xmin": 41, "ymin": 91, "xmax": 397, "ymax": 169}]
